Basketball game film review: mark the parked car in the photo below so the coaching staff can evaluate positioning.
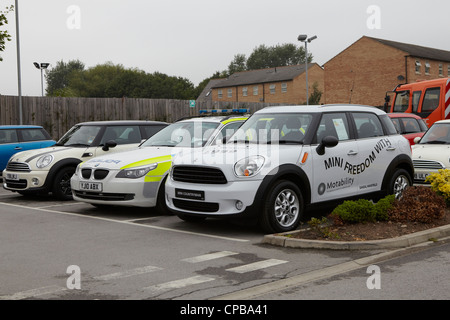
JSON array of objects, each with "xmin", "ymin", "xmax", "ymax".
[
  {"xmin": 2, "ymin": 120, "xmax": 168, "ymax": 200},
  {"xmin": 0, "ymin": 125, "xmax": 55, "ymax": 175},
  {"xmin": 70, "ymin": 115, "xmax": 248, "ymax": 210},
  {"xmin": 165, "ymin": 104, "xmax": 414, "ymax": 233},
  {"xmin": 411, "ymin": 119, "xmax": 450, "ymax": 183},
  {"xmin": 387, "ymin": 113, "xmax": 428, "ymax": 145}
]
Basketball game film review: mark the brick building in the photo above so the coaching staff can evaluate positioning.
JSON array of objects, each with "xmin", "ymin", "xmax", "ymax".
[
  {"xmin": 324, "ymin": 36, "xmax": 450, "ymax": 107},
  {"xmin": 207, "ymin": 63, "xmax": 324, "ymax": 105}
]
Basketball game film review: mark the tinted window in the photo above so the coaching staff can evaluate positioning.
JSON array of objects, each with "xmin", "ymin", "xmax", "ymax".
[
  {"xmin": 142, "ymin": 125, "xmax": 166, "ymax": 139},
  {"xmin": 0, "ymin": 129, "xmax": 18, "ymax": 144},
  {"xmin": 400, "ymin": 118, "xmax": 421, "ymax": 133},
  {"xmin": 353, "ymin": 113, "xmax": 384, "ymax": 139},
  {"xmin": 421, "ymin": 87, "xmax": 440, "ymax": 112},
  {"xmin": 381, "ymin": 114, "xmax": 398, "ymax": 135},
  {"xmin": 412, "ymin": 91, "xmax": 422, "ymax": 113},
  {"xmin": 100, "ymin": 126, "xmax": 141, "ymax": 145},
  {"xmin": 315, "ymin": 113, "xmax": 350, "ymax": 143},
  {"xmin": 19, "ymin": 128, "xmax": 49, "ymax": 142},
  {"xmin": 393, "ymin": 91, "xmax": 409, "ymax": 112}
]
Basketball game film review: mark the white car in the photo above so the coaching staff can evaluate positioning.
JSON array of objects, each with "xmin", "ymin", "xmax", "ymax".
[
  {"xmin": 3, "ymin": 121, "xmax": 167, "ymax": 200},
  {"xmin": 412, "ymin": 119, "xmax": 450, "ymax": 183},
  {"xmin": 165, "ymin": 105, "xmax": 414, "ymax": 233},
  {"xmin": 70, "ymin": 115, "xmax": 247, "ymax": 210}
]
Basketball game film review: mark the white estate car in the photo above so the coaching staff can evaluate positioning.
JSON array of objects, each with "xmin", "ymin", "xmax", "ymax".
[
  {"xmin": 412, "ymin": 119, "xmax": 450, "ymax": 183},
  {"xmin": 165, "ymin": 105, "xmax": 414, "ymax": 233},
  {"xmin": 3, "ymin": 121, "xmax": 167, "ymax": 200},
  {"xmin": 70, "ymin": 115, "xmax": 247, "ymax": 210}
]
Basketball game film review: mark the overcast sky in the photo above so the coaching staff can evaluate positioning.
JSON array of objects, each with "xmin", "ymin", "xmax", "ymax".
[{"xmin": 1, "ymin": 0, "xmax": 450, "ymax": 97}]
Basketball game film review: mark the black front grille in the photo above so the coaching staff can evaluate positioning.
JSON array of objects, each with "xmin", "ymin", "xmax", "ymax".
[
  {"xmin": 81, "ymin": 169, "xmax": 92, "ymax": 179},
  {"xmin": 94, "ymin": 169, "xmax": 109, "ymax": 180},
  {"xmin": 6, "ymin": 162, "xmax": 31, "ymax": 172},
  {"xmin": 5, "ymin": 179, "xmax": 27, "ymax": 189},
  {"xmin": 74, "ymin": 191, "xmax": 134, "ymax": 201},
  {"xmin": 81, "ymin": 168, "xmax": 109, "ymax": 180},
  {"xmin": 173, "ymin": 199, "xmax": 219, "ymax": 212},
  {"xmin": 172, "ymin": 166, "xmax": 227, "ymax": 184}
]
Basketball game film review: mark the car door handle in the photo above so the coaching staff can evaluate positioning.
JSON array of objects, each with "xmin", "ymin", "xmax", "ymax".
[
  {"xmin": 347, "ymin": 150, "xmax": 358, "ymax": 156},
  {"xmin": 387, "ymin": 147, "xmax": 396, "ymax": 151},
  {"xmin": 14, "ymin": 147, "xmax": 23, "ymax": 150}
]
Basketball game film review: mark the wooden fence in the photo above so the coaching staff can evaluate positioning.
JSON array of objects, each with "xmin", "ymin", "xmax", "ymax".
[{"xmin": 0, "ymin": 95, "xmax": 285, "ymax": 140}]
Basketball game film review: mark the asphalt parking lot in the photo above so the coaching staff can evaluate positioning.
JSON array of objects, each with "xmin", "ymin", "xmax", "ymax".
[{"xmin": 1, "ymin": 186, "xmax": 449, "ymax": 303}]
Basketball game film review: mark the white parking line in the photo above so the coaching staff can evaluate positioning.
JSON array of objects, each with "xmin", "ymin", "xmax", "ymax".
[
  {"xmin": 182, "ymin": 251, "xmax": 239, "ymax": 263},
  {"xmin": 144, "ymin": 275, "xmax": 215, "ymax": 291},
  {"xmin": 0, "ymin": 201, "xmax": 249, "ymax": 242},
  {"xmin": 226, "ymin": 259, "xmax": 288, "ymax": 273},
  {"xmin": 94, "ymin": 265, "xmax": 163, "ymax": 281},
  {"xmin": 0, "ymin": 285, "xmax": 68, "ymax": 300}
]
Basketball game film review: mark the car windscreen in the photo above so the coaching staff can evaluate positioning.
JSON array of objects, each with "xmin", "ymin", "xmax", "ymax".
[
  {"xmin": 57, "ymin": 125, "xmax": 102, "ymax": 147},
  {"xmin": 141, "ymin": 121, "xmax": 220, "ymax": 147},
  {"xmin": 229, "ymin": 113, "xmax": 314, "ymax": 144},
  {"xmin": 419, "ymin": 123, "xmax": 450, "ymax": 144}
]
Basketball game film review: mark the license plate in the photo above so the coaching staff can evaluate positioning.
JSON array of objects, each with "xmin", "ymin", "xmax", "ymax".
[
  {"xmin": 414, "ymin": 173, "xmax": 429, "ymax": 181},
  {"xmin": 175, "ymin": 188, "xmax": 205, "ymax": 200},
  {"xmin": 79, "ymin": 181, "xmax": 102, "ymax": 192},
  {"xmin": 6, "ymin": 173, "xmax": 19, "ymax": 181}
]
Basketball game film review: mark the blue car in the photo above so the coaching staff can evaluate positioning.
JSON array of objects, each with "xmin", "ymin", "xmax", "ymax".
[{"xmin": 0, "ymin": 125, "xmax": 55, "ymax": 174}]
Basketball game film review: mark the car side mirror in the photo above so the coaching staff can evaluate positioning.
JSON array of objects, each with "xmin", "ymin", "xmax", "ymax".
[
  {"xmin": 316, "ymin": 136, "xmax": 339, "ymax": 156},
  {"xmin": 102, "ymin": 140, "xmax": 117, "ymax": 151},
  {"xmin": 413, "ymin": 136, "xmax": 421, "ymax": 144}
]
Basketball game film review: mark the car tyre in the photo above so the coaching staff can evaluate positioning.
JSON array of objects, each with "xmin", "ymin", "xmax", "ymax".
[
  {"xmin": 260, "ymin": 180, "xmax": 303, "ymax": 233},
  {"xmin": 156, "ymin": 177, "xmax": 171, "ymax": 215},
  {"xmin": 389, "ymin": 168, "xmax": 411, "ymax": 199},
  {"xmin": 52, "ymin": 167, "xmax": 76, "ymax": 201}
]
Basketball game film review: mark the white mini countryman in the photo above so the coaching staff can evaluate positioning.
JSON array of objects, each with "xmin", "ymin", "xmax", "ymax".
[
  {"xmin": 165, "ymin": 105, "xmax": 414, "ymax": 233},
  {"xmin": 70, "ymin": 115, "xmax": 247, "ymax": 211}
]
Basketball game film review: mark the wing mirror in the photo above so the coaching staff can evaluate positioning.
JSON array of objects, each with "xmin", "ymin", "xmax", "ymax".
[
  {"xmin": 102, "ymin": 140, "xmax": 117, "ymax": 151},
  {"xmin": 316, "ymin": 136, "xmax": 339, "ymax": 156}
]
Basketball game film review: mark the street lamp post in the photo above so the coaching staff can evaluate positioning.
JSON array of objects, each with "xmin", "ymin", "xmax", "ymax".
[
  {"xmin": 33, "ymin": 62, "xmax": 50, "ymax": 96},
  {"xmin": 297, "ymin": 34, "xmax": 317, "ymax": 105}
]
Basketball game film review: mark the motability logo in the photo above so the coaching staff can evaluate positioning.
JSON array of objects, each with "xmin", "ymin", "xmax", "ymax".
[{"xmin": 318, "ymin": 177, "xmax": 354, "ymax": 195}]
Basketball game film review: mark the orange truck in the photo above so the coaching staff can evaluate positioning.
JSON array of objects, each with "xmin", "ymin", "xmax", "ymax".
[{"xmin": 387, "ymin": 78, "xmax": 450, "ymax": 126}]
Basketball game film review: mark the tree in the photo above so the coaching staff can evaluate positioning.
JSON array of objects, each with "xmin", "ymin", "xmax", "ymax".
[
  {"xmin": 0, "ymin": 5, "xmax": 14, "ymax": 62},
  {"xmin": 227, "ymin": 54, "xmax": 247, "ymax": 75},
  {"xmin": 46, "ymin": 59, "xmax": 85, "ymax": 96},
  {"xmin": 47, "ymin": 60, "xmax": 197, "ymax": 99},
  {"xmin": 308, "ymin": 82, "xmax": 322, "ymax": 105},
  {"xmin": 246, "ymin": 43, "xmax": 312, "ymax": 70}
]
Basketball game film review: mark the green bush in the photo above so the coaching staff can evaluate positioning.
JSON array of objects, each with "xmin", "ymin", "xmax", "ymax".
[
  {"xmin": 331, "ymin": 199, "xmax": 376, "ymax": 223},
  {"xmin": 373, "ymin": 194, "xmax": 395, "ymax": 221}
]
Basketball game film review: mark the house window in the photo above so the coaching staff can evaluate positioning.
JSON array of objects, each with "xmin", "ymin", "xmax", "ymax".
[
  {"xmin": 415, "ymin": 60, "xmax": 421, "ymax": 74},
  {"xmin": 227, "ymin": 89, "xmax": 233, "ymax": 98},
  {"xmin": 218, "ymin": 89, "xmax": 223, "ymax": 99},
  {"xmin": 425, "ymin": 61, "xmax": 430, "ymax": 74},
  {"xmin": 253, "ymin": 86, "xmax": 258, "ymax": 96},
  {"xmin": 242, "ymin": 87, "xmax": 248, "ymax": 97},
  {"xmin": 439, "ymin": 64, "xmax": 443, "ymax": 76},
  {"xmin": 281, "ymin": 83, "xmax": 287, "ymax": 93},
  {"xmin": 269, "ymin": 84, "xmax": 276, "ymax": 94}
]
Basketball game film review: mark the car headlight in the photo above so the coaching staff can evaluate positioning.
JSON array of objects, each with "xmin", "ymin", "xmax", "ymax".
[
  {"xmin": 36, "ymin": 154, "xmax": 54, "ymax": 168},
  {"xmin": 234, "ymin": 156, "xmax": 265, "ymax": 177},
  {"xmin": 116, "ymin": 163, "xmax": 158, "ymax": 179}
]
